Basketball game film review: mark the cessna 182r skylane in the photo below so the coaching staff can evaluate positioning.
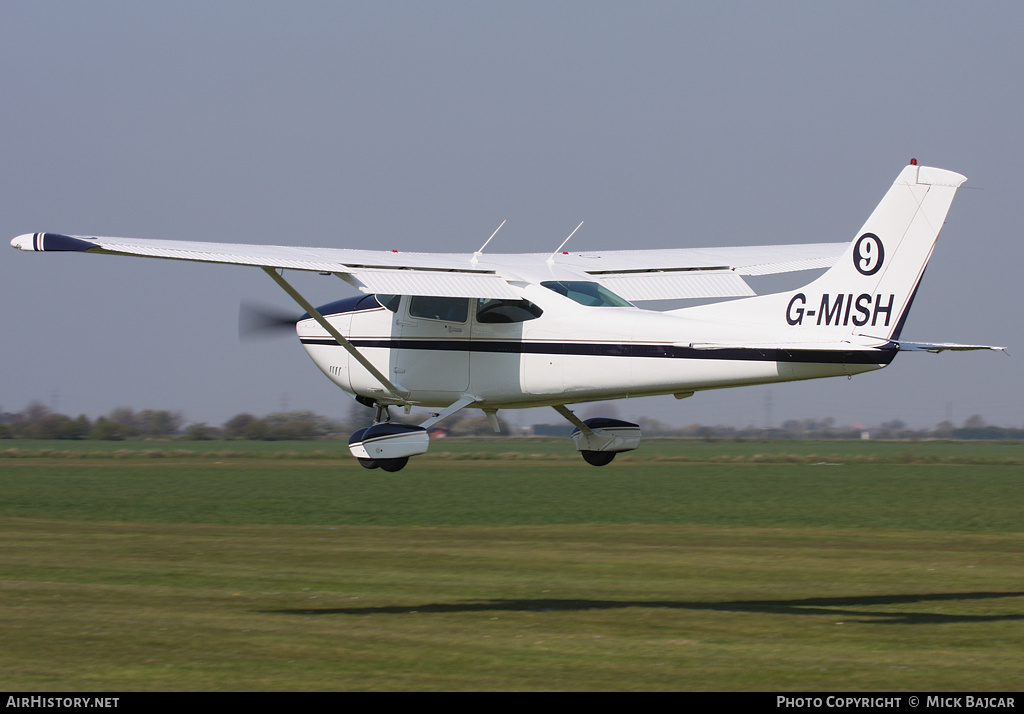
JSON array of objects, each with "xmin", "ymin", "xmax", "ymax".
[{"xmin": 11, "ymin": 162, "xmax": 1002, "ymax": 470}]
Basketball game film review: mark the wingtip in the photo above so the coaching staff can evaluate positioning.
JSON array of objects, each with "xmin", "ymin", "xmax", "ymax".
[
  {"xmin": 11, "ymin": 233, "xmax": 35, "ymax": 250},
  {"xmin": 10, "ymin": 232, "xmax": 99, "ymax": 252}
]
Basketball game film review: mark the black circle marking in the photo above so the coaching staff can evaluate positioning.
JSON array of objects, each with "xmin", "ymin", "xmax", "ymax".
[{"xmin": 853, "ymin": 233, "xmax": 884, "ymax": 276}]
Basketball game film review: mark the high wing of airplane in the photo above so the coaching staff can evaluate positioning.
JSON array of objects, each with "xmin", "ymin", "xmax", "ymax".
[{"xmin": 11, "ymin": 161, "xmax": 1003, "ymax": 470}]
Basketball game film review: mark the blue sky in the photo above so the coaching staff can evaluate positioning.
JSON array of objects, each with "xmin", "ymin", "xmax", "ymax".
[{"xmin": 2, "ymin": 2, "xmax": 1021, "ymax": 429}]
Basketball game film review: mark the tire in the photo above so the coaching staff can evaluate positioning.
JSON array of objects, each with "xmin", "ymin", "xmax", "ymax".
[
  {"xmin": 377, "ymin": 457, "xmax": 409, "ymax": 472},
  {"xmin": 581, "ymin": 451, "xmax": 616, "ymax": 466},
  {"xmin": 358, "ymin": 458, "xmax": 380, "ymax": 470}
]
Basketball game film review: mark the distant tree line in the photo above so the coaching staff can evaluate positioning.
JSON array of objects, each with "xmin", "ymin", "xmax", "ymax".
[
  {"xmin": 0, "ymin": 403, "xmax": 346, "ymax": 441},
  {"xmin": 2, "ymin": 401, "xmax": 1022, "ymax": 441},
  {"xmin": 0, "ymin": 403, "xmax": 186, "ymax": 441},
  {"xmin": 0, "ymin": 401, "xmax": 510, "ymax": 441},
  {"xmin": 535, "ymin": 414, "xmax": 1024, "ymax": 441}
]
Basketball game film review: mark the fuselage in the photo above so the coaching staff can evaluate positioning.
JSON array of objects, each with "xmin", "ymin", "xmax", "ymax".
[{"xmin": 297, "ymin": 283, "xmax": 895, "ymax": 409}]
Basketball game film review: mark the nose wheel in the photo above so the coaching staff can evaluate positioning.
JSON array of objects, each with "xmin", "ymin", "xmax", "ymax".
[
  {"xmin": 348, "ymin": 415, "xmax": 428, "ymax": 472},
  {"xmin": 358, "ymin": 456, "xmax": 409, "ymax": 472},
  {"xmin": 580, "ymin": 450, "xmax": 616, "ymax": 466}
]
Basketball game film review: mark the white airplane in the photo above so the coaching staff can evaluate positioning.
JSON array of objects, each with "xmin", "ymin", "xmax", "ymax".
[{"xmin": 11, "ymin": 162, "xmax": 1002, "ymax": 470}]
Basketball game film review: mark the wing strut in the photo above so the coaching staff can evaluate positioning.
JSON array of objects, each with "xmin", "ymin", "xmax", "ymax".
[
  {"xmin": 552, "ymin": 405, "xmax": 594, "ymax": 434},
  {"xmin": 261, "ymin": 267, "xmax": 409, "ymax": 400},
  {"xmin": 419, "ymin": 395, "xmax": 478, "ymax": 430}
]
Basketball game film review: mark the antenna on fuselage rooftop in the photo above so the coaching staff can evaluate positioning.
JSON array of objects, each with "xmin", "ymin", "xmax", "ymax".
[
  {"xmin": 471, "ymin": 220, "xmax": 506, "ymax": 264},
  {"xmin": 547, "ymin": 221, "xmax": 583, "ymax": 265}
]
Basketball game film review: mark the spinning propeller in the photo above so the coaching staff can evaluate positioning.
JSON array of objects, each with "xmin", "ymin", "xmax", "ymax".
[{"xmin": 238, "ymin": 300, "xmax": 300, "ymax": 340}]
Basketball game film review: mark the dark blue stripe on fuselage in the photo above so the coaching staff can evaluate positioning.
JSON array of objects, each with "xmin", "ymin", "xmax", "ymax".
[{"xmin": 299, "ymin": 337, "xmax": 897, "ymax": 365}]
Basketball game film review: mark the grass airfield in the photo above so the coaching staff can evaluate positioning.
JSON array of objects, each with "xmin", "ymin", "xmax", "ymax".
[{"xmin": 1, "ymin": 439, "xmax": 1022, "ymax": 691}]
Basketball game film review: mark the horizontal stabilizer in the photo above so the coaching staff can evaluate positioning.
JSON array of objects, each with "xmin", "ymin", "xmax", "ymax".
[{"xmin": 893, "ymin": 341, "xmax": 1006, "ymax": 353}]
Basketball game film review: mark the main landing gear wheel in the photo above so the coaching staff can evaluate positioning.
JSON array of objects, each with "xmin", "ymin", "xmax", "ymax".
[
  {"xmin": 376, "ymin": 457, "xmax": 409, "ymax": 472},
  {"xmin": 581, "ymin": 451, "xmax": 616, "ymax": 466},
  {"xmin": 358, "ymin": 458, "xmax": 379, "ymax": 470}
]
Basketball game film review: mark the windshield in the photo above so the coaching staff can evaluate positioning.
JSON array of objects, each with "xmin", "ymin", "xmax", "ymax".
[{"xmin": 540, "ymin": 281, "xmax": 633, "ymax": 307}]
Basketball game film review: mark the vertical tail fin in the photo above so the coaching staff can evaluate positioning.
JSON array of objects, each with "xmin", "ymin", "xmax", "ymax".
[
  {"xmin": 796, "ymin": 163, "xmax": 966, "ymax": 339},
  {"xmin": 680, "ymin": 163, "xmax": 967, "ymax": 340}
]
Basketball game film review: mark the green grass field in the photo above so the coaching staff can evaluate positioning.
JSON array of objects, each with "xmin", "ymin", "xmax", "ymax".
[{"xmin": 1, "ymin": 439, "xmax": 1021, "ymax": 690}]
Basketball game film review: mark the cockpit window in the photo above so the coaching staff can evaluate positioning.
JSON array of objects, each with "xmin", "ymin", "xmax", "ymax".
[
  {"xmin": 540, "ymin": 281, "xmax": 633, "ymax": 307},
  {"xmin": 408, "ymin": 295, "xmax": 469, "ymax": 322},
  {"xmin": 476, "ymin": 298, "xmax": 544, "ymax": 324},
  {"xmin": 376, "ymin": 294, "xmax": 401, "ymax": 312}
]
